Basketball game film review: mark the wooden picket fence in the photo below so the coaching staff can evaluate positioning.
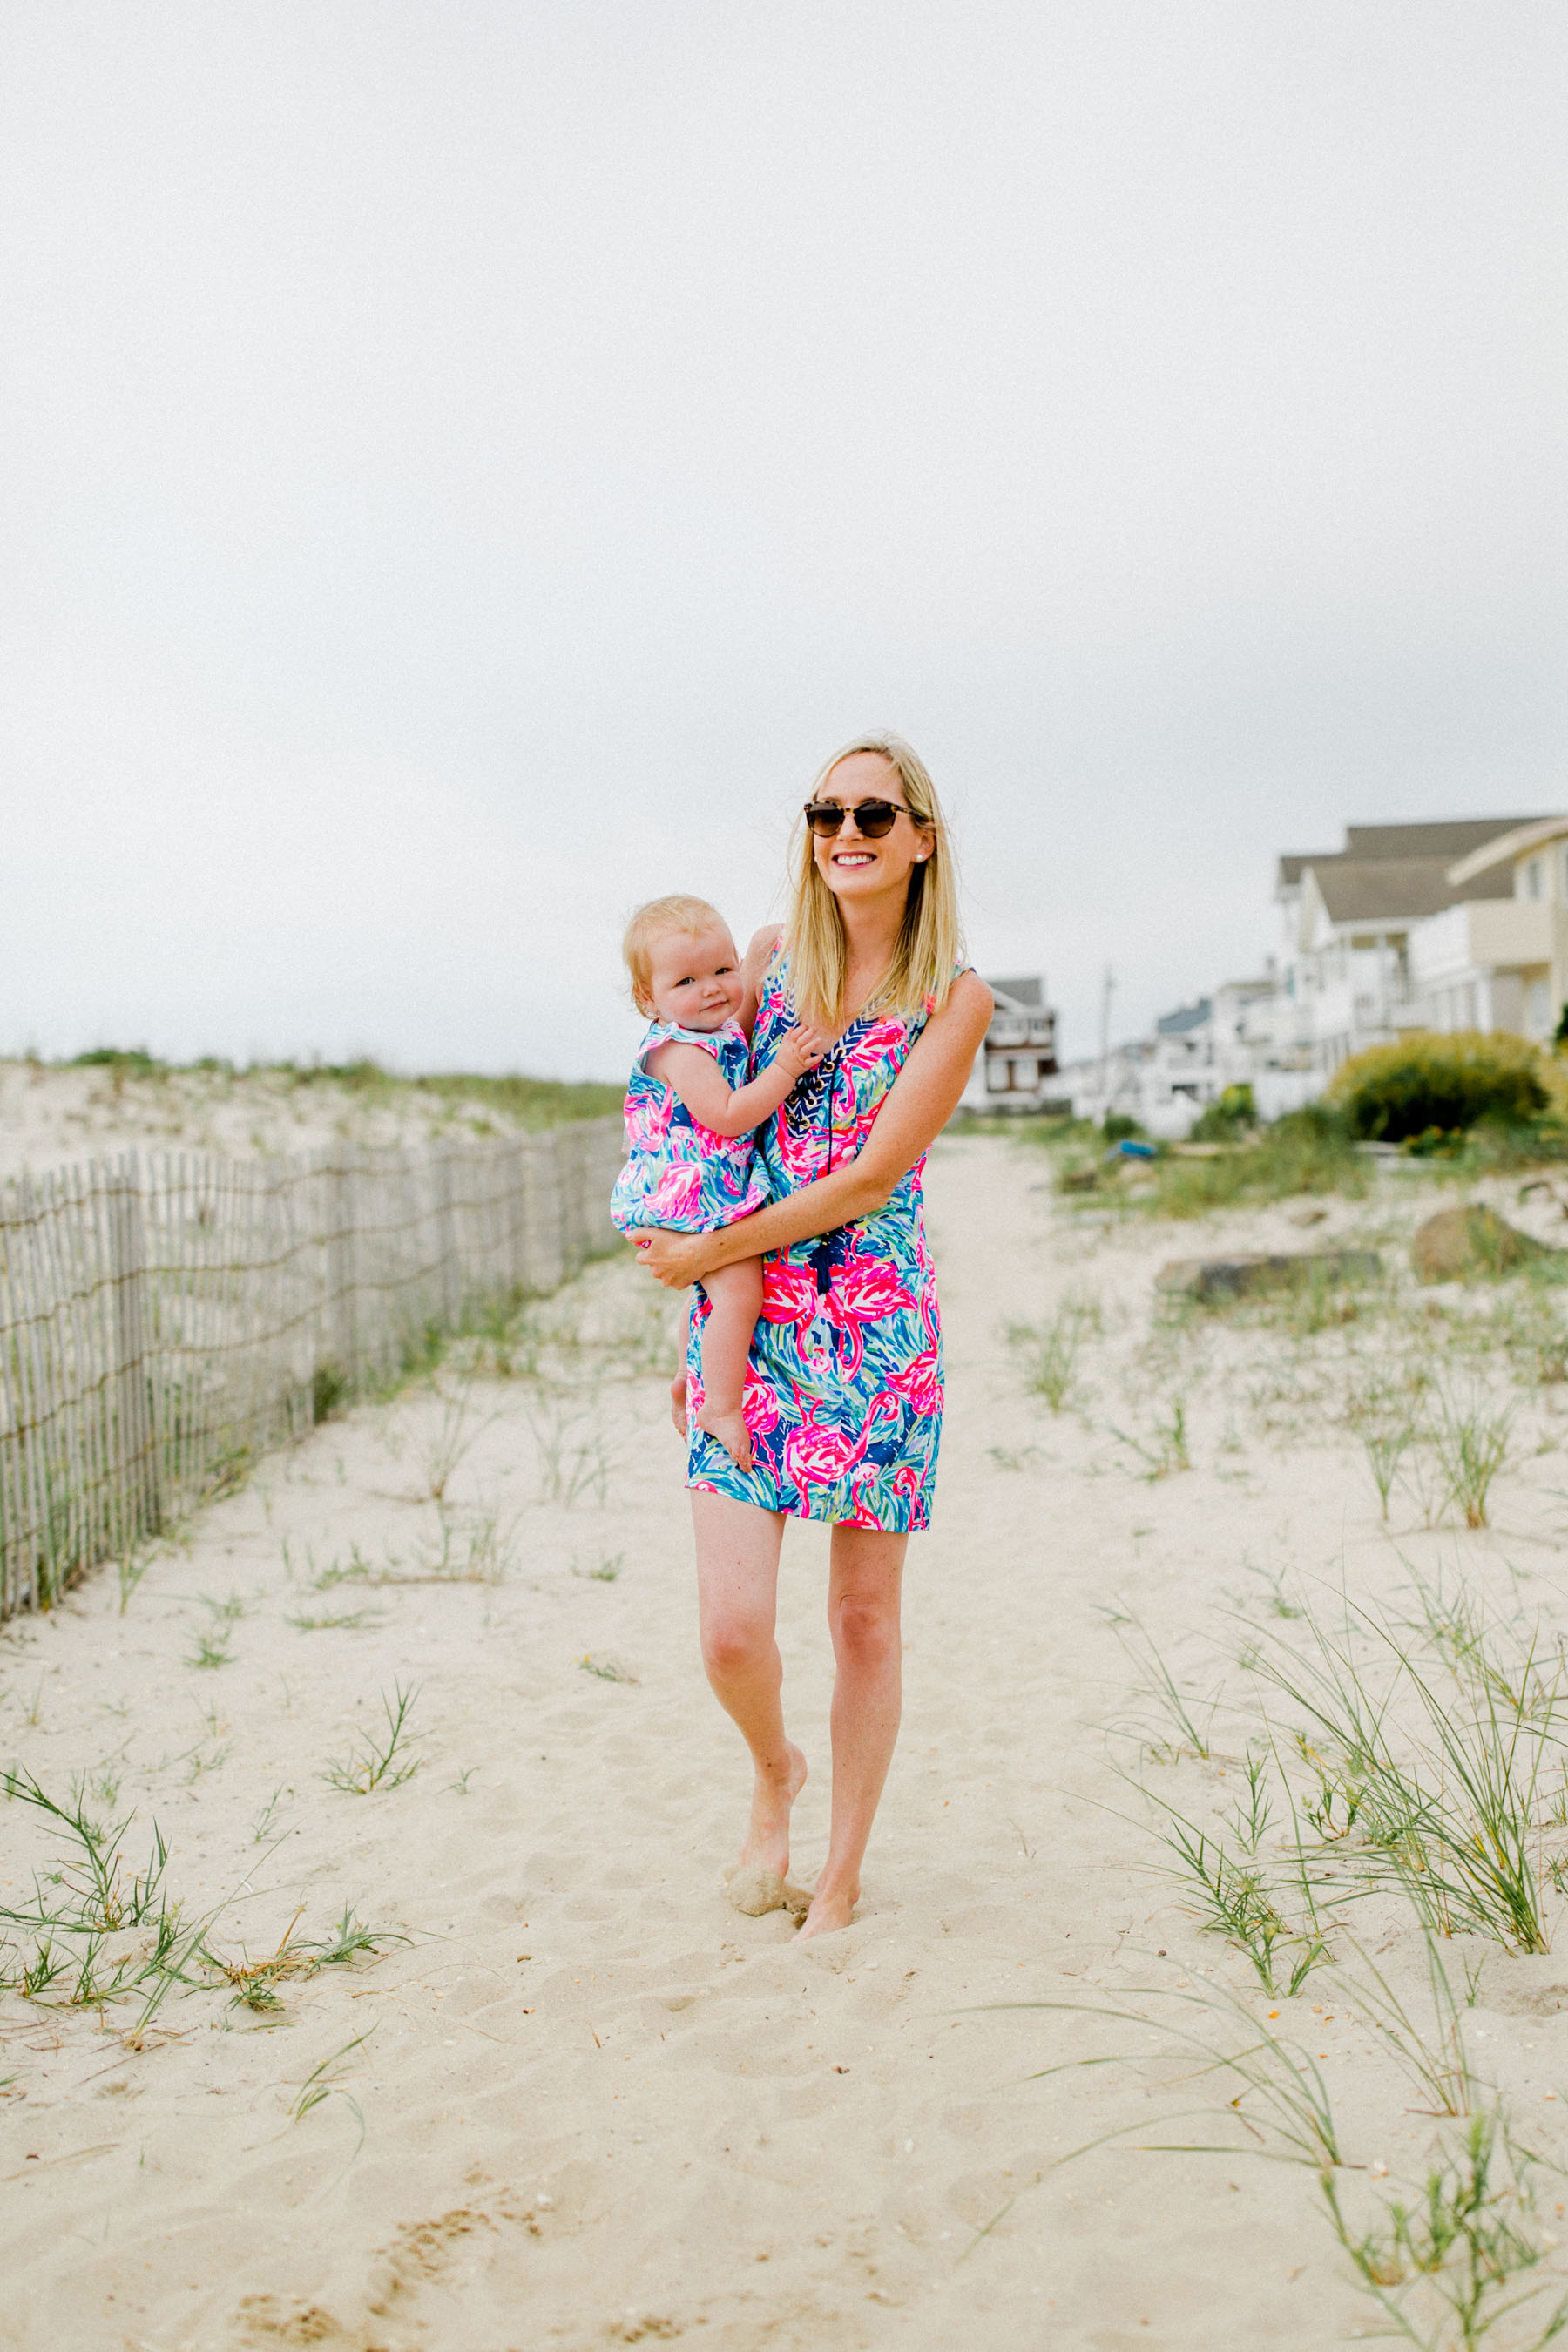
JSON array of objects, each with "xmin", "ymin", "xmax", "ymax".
[{"xmin": 0, "ymin": 1119, "xmax": 625, "ymax": 1620}]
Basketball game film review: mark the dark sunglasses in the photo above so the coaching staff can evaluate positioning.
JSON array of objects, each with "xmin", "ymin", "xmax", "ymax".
[{"xmin": 803, "ymin": 798, "xmax": 908, "ymax": 839}]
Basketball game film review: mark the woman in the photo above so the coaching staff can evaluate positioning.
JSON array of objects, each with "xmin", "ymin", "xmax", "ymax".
[{"xmin": 636, "ymin": 734, "xmax": 992, "ymax": 1940}]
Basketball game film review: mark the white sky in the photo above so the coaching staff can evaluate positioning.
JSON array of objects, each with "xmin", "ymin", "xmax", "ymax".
[{"xmin": 3, "ymin": 3, "xmax": 1565, "ymax": 1078}]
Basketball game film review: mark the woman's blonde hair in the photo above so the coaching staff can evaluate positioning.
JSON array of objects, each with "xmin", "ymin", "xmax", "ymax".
[
  {"xmin": 622, "ymin": 894, "xmax": 727, "ymax": 1017},
  {"xmin": 783, "ymin": 733, "xmax": 963, "ymax": 1025}
]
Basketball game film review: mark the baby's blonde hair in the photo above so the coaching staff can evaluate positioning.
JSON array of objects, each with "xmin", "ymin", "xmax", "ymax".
[{"xmin": 622, "ymin": 894, "xmax": 729, "ymax": 1017}]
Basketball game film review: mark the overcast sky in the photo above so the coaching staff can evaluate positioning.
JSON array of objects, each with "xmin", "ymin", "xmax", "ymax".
[{"xmin": 3, "ymin": 3, "xmax": 1565, "ymax": 1078}]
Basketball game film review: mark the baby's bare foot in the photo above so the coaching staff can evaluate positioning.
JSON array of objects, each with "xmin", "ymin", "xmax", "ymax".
[
  {"xmin": 670, "ymin": 1369, "xmax": 688, "ymax": 1437},
  {"xmin": 695, "ymin": 1401, "xmax": 753, "ymax": 1471}
]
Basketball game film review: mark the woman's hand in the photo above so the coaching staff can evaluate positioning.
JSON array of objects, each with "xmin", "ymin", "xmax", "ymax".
[{"xmin": 635, "ymin": 1228, "xmax": 719, "ymax": 1289}]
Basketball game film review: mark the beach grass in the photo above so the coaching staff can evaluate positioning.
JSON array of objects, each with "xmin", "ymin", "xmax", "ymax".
[
  {"xmin": 321, "ymin": 1682, "xmax": 422, "ymax": 1795},
  {"xmin": 1004, "ymin": 1291, "xmax": 1102, "ymax": 1410},
  {"xmin": 59, "ymin": 1046, "xmax": 623, "ymax": 1130}
]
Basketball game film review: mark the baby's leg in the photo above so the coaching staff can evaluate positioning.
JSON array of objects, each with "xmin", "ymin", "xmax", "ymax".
[{"xmin": 693, "ymin": 1257, "xmax": 764, "ymax": 1472}]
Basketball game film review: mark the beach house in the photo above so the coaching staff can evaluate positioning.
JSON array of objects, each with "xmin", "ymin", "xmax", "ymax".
[
  {"xmin": 1057, "ymin": 812, "xmax": 1567, "ymax": 1134},
  {"xmin": 1266, "ymin": 818, "xmax": 1550, "ymax": 1075},
  {"xmin": 961, "ymin": 976, "xmax": 1060, "ymax": 1112},
  {"xmin": 1433, "ymin": 818, "xmax": 1568, "ymax": 1042}
]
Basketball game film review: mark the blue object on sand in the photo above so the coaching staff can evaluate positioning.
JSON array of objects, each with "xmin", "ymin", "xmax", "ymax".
[{"xmin": 1109, "ymin": 1139, "xmax": 1157, "ymax": 1160}]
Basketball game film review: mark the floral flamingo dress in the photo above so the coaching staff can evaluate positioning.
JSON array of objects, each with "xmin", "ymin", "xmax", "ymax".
[
  {"xmin": 610, "ymin": 1019, "xmax": 771, "ymax": 1236},
  {"xmin": 686, "ymin": 953, "xmax": 950, "ymax": 1534}
]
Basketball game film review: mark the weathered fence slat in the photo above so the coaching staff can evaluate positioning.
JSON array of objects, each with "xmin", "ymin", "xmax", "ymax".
[{"xmin": 0, "ymin": 1119, "xmax": 625, "ymax": 1619}]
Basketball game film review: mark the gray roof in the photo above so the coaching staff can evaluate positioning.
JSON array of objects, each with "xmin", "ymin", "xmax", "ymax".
[
  {"xmin": 984, "ymin": 975, "xmax": 1044, "ymax": 1008},
  {"xmin": 1342, "ymin": 818, "xmax": 1546, "ymax": 861},
  {"xmin": 1280, "ymin": 819, "xmax": 1542, "ymax": 906},
  {"xmin": 1156, "ymin": 998, "xmax": 1212, "ymax": 1036},
  {"xmin": 1312, "ymin": 855, "xmax": 1512, "ymax": 924}
]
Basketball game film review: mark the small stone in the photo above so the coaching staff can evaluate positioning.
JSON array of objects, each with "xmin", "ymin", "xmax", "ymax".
[
  {"xmin": 1155, "ymin": 1247, "xmax": 1381, "ymax": 1302},
  {"xmin": 1412, "ymin": 1204, "xmax": 1555, "ymax": 1283}
]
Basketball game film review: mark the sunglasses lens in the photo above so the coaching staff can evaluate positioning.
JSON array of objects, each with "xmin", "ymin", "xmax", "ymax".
[{"xmin": 805, "ymin": 800, "xmax": 906, "ymax": 837}]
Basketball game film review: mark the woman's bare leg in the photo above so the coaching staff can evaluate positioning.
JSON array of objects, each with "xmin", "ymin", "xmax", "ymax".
[
  {"xmin": 798, "ymin": 1524, "xmax": 908, "ymax": 1941},
  {"xmin": 691, "ymin": 1488, "xmax": 806, "ymax": 1884},
  {"xmin": 670, "ymin": 1300, "xmax": 691, "ymax": 1436}
]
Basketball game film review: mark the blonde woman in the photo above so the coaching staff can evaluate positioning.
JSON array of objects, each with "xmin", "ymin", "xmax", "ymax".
[{"xmin": 636, "ymin": 735, "xmax": 992, "ymax": 1940}]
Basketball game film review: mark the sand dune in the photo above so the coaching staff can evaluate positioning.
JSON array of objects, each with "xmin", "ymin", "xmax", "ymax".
[
  {"xmin": 7, "ymin": 1137, "xmax": 1568, "ymax": 2349},
  {"xmin": 0, "ymin": 1060, "xmax": 618, "ymax": 1180}
]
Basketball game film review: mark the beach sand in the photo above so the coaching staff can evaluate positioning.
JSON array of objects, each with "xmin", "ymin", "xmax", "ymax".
[{"xmin": 7, "ymin": 1135, "xmax": 1568, "ymax": 2349}]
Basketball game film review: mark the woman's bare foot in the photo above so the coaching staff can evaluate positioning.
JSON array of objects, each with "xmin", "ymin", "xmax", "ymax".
[
  {"xmin": 695, "ymin": 1400, "xmax": 753, "ymax": 1471},
  {"xmin": 797, "ymin": 1880, "xmax": 858, "ymax": 1940},
  {"xmin": 723, "ymin": 1741, "xmax": 808, "ymax": 1917},
  {"xmin": 741, "ymin": 1740, "xmax": 807, "ymax": 1880},
  {"xmin": 670, "ymin": 1369, "xmax": 688, "ymax": 1437}
]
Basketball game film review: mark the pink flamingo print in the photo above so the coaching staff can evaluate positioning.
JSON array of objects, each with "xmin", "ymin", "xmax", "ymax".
[
  {"xmin": 825, "ymin": 1244, "xmax": 916, "ymax": 1372},
  {"xmin": 782, "ymin": 1391, "xmax": 901, "ymax": 1494},
  {"xmin": 761, "ymin": 1259, "xmax": 819, "ymax": 1332},
  {"xmin": 886, "ymin": 1290, "xmax": 943, "ymax": 1416},
  {"xmin": 841, "ymin": 1017, "xmax": 905, "ymax": 1072},
  {"xmin": 741, "ymin": 1375, "xmax": 781, "ymax": 1436},
  {"xmin": 648, "ymin": 1161, "xmax": 705, "ymax": 1224},
  {"xmin": 625, "ymin": 1092, "xmax": 672, "ymax": 1152}
]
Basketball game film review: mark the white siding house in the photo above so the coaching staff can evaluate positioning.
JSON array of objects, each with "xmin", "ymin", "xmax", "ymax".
[
  {"xmin": 960, "ymin": 977, "xmax": 1060, "ymax": 1112},
  {"xmin": 1057, "ymin": 812, "xmax": 1566, "ymax": 1134}
]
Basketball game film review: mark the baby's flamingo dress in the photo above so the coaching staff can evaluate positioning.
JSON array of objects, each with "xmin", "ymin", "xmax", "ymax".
[{"xmin": 686, "ymin": 950, "xmax": 950, "ymax": 1535}]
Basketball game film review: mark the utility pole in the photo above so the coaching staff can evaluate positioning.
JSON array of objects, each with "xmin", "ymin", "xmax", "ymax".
[{"xmin": 1099, "ymin": 964, "xmax": 1114, "ymax": 1110}]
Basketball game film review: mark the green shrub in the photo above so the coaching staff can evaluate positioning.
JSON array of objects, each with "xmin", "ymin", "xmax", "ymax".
[
  {"xmin": 1102, "ymin": 1112, "xmax": 1145, "ymax": 1142},
  {"xmin": 71, "ymin": 1047, "xmax": 165, "ymax": 1078},
  {"xmin": 1189, "ymin": 1083, "xmax": 1257, "ymax": 1142},
  {"xmin": 1327, "ymin": 1031, "xmax": 1548, "ymax": 1144}
]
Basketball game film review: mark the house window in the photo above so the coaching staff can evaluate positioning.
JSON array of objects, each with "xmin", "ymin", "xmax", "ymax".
[
  {"xmin": 1525, "ymin": 858, "xmax": 1544, "ymax": 901},
  {"xmin": 1527, "ymin": 977, "xmax": 1551, "ymax": 1036}
]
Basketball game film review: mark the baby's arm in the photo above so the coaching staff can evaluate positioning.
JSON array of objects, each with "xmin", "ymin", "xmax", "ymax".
[{"xmin": 645, "ymin": 1023, "xmax": 828, "ymax": 1139}]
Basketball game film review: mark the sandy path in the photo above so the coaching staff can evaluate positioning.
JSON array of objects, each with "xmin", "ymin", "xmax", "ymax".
[{"xmin": 7, "ymin": 1138, "xmax": 1568, "ymax": 2349}]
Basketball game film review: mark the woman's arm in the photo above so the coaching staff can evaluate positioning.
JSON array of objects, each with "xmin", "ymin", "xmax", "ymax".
[{"xmin": 635, "ymin": 970, "xmax": 994, "ymax": 1288}]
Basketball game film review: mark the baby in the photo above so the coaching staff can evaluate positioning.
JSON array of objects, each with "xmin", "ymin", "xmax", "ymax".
[{"xmin": 611, "ymin": 895, "xmax": 825, "ymax": 1470}]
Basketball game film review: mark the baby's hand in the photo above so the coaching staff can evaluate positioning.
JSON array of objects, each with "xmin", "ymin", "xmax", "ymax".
[{"xmin": 777, "ymin": 1021, "xmax": 830, "ymax": 1076}]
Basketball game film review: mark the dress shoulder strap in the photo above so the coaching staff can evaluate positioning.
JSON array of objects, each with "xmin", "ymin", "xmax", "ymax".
[
  {"xmin": 636, "ymin": 1019, "xmax": 730, "ymax": 1067},
  {"xmin": 919, "ymin": 958, "xmax": 975, "ymax": 1019}
]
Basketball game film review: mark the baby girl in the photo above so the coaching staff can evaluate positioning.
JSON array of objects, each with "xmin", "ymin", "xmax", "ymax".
[{"xmin": 611, "ymin": 895, "xmax": 825, "ymax": 1470}]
